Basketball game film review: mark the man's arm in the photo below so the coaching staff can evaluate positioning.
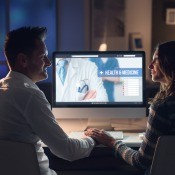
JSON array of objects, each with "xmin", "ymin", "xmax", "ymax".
[{"xmin": 25, "ymin": 91, "xmax": 95, "ymax": 161}]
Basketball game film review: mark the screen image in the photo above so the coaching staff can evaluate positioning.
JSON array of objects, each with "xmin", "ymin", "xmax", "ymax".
[
  {"xmin": 52, "ymin": 51, "xmax": 145, "ymax": 107},
  {"xmin": 52, "ymin": 51, "xmax": 146, "ymax": 130}
]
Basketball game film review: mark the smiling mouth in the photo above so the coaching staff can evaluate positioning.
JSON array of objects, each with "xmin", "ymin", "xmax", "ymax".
[{"xmin": 151, "ymin": 70, "xmax": 156, "ymax": 74}]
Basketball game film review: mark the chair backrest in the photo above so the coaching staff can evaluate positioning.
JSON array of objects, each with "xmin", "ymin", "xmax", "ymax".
[
  {"xmin": 0, "ymin": 140, "xmax": 41, "ymax": 175},
  {"xmin": 150, "ymin": 136, "xmax": 175, "ymax": 175}
]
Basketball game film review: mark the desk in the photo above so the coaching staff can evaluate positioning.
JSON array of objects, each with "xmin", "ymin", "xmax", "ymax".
[
  {"xmin": 43, "ymin": 117, "xmax": 146, "ymax": 174},
  {"xmin": 43, "ymin": 132, "xmax": 143, "ymax": 174},
  {"xmin": 123, "ymin": 132, "xmax": 143, "ymax": 147}
]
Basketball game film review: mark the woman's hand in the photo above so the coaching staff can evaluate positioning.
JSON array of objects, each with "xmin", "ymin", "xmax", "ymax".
[{"xmin": 84, "ymin": 128, "xmax": 116, "ymax": 147}]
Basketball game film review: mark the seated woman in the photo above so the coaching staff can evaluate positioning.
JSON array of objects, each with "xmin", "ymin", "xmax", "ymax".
[{"xmin": 85, "ymin": 41, "xmax": 175, "ymax": 175}]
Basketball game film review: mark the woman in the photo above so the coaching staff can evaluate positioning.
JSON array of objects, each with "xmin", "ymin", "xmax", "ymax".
[{"xmin": 85, "ymin": 41, "xmax": 175, "ymax": 174}]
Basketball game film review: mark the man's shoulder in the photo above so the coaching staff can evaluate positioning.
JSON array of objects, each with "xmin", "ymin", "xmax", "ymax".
[{"xmin": 3, "ymin": 77, "xmax": 45, "ymax": 99}]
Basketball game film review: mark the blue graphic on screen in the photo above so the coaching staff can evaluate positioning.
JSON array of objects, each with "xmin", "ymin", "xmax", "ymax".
[{"xmin": 98, "ymin": 68, "xmax": 142, "ymax": 77}]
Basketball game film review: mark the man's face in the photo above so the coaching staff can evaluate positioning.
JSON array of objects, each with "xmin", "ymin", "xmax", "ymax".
[{"xmin": 26, "ymin": 39, "xmax": 51, "ymax": 83}]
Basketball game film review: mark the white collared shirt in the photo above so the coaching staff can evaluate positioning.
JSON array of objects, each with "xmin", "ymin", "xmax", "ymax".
[{"xmin": 0, "ymin": 71, "xmax": 95, "ymax": 175}]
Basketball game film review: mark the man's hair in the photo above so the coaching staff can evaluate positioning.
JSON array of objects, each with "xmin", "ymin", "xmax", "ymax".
[
  {"xmin": 4, "ymin": 26, "xmax": 47, "ymax": 67},
  {"xmin": 152, "ymin": 41, "xmax": 175, "ymax": 103}
]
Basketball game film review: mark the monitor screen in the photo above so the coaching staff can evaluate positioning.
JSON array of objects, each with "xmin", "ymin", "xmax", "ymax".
[{"xmin": 52, "ymin": 51, "xmax": 146, "ymax": 130}]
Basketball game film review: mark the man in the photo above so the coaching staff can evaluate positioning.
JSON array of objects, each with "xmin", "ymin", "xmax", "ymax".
[
  {"xmin": 0, "ymin": 26, "xmax": 96, "ymax": 175},
  {"xmin": 55, "ymin": 57, "xmax": 108, "ymax": 102}
]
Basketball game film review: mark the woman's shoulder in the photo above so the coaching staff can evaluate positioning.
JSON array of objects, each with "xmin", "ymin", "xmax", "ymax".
[
  {"xmin": 164, "ymin": 95, "xmax": 175, "ymax": 109},
  {"xmin": 150, "ymin": 96, "xmax": 175, "ymax": 114}
]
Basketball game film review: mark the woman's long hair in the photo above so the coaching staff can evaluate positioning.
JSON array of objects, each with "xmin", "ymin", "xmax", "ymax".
[{"xmin": 151, "ymin": 41, "xmax": 175, "ymax": 104}]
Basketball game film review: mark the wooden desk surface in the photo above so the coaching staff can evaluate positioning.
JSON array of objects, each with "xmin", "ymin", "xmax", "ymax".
[{"xmin": 56, "ymin": 117, "xmax": 147, "ymax": 133}]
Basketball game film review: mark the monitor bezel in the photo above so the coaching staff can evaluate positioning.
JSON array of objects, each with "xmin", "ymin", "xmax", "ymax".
[{"xmin": 52, "ymin": 50, "xmax": 146, "ymax": 108}]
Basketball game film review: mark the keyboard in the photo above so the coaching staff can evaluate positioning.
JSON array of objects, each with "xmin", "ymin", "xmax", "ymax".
[{"xmin": 68, "ymin": 131, "xmax": 123, "ymax": 140}]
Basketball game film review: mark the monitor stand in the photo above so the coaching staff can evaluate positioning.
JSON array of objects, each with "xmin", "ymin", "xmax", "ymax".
[
  {"xmin": 56, "ymin": 118, "xmax": 113, "ymax": 133},
  {"xmin": 57, "ymin": 118, "xmax": 88, "ymax": 133}
]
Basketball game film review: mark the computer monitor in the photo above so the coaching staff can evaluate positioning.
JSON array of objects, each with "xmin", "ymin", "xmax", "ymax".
[{"xmin": 52, "ymin": 51, "xmax": 146, "ymax": 131}]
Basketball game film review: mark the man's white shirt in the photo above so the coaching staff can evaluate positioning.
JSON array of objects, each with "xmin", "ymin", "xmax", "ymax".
[{"xmin": 0, "ymin": 71, "xmax": 95, "ymax": 175}]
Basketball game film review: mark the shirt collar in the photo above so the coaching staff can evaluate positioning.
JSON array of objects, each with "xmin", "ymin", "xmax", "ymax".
[{"xmin": 6, "ymin": 71, "xmax": 39, "ymax": 89}]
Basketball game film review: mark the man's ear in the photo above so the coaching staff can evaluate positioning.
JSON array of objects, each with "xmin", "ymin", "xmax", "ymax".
[{"xmin": 17, "ymin": 53, "xmax": 28, "ymax": 68}]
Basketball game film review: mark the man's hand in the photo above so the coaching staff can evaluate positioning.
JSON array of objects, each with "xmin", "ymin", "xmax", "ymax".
[
  {"xmin": 84, "ymin": 128, "xmax": 116, "ymax": 148},
  {"xmin": 83, "ymin": 90, "xmax": 97, "ymax": 100}
]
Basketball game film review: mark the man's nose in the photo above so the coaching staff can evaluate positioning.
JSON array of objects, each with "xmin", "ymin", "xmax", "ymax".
[
  {"xmin": 148, "ymin": 64, "xmax": 153, "ymax": 69},
  {"xmin": 45, "ymin": 57, "xmax": 52, "ymax": 67}
]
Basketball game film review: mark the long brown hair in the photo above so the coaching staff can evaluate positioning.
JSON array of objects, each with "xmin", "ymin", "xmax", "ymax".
[{"xmin": 150, "ymin": 41, "xmax": 175, "ymax": 104}]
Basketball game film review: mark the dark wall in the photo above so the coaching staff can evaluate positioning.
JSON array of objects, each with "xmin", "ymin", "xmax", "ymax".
[
  {"xmin": 152, "ymin": 0, "xmax": 175, "ymax": 52},
  {"xmin": 58, "ymin": 0, "xmax": 86, "ymax": 51}
]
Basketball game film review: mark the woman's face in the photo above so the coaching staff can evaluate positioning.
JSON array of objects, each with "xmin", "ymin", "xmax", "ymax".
[{"xmin": 148, "ymin": 49, "xmax": 168, "ymax": 84}]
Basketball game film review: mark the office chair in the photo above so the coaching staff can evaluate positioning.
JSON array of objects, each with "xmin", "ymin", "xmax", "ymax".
[
  {"xmin": 150, "ymin": 135, "xmax": 175, "ymax": 175},
  {"xmin": 0, "ymin": 140, "xmax": 41, "ymax": 175}
]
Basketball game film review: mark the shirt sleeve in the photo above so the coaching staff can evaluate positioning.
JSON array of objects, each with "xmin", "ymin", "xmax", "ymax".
[
  {"xmin": 24, "ymin": 90, "xmax": 95, "ymax": 161},
  {"xmin": 113, "ymin": 102, "xmax": 172, "ymax": 170}
]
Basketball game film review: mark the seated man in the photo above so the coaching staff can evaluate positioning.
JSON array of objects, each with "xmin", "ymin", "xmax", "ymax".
[{"xmin": 0, "ymin": 26, "xmax": 96, "ymax": 175}]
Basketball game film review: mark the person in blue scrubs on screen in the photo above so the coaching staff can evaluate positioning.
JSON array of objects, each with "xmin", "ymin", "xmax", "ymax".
[
  {"xmin": 89, "ymin": 57, "xmax": 120, "ymax": 102},
  {"xmin": 89, "ymin": 43, "xmax": 120, "ymax": 102}
]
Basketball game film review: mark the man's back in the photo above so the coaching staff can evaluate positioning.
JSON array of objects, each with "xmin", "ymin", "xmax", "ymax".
[{"xmin": 0, "ymin": 72, "xmax": 56, "ymax": 175}]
